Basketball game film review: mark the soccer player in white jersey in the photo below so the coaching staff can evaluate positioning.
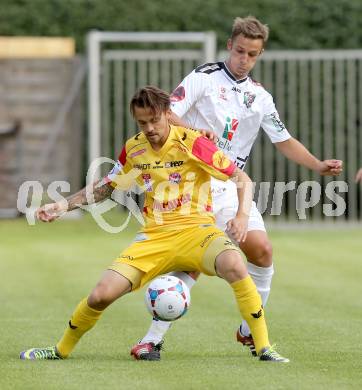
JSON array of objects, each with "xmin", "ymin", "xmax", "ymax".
[{"xmin": 131, "ymin": 16, "xmax": 343, "ymax": 361}]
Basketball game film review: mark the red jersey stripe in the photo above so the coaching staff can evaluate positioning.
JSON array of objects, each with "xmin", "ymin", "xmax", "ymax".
[
  {"xmin": 191, "ymin": 136, "xmax": 236, "ymax": 177},
  {"xmin": 118, "ymin": 146, "xmax": 127, "ymax": 165}
]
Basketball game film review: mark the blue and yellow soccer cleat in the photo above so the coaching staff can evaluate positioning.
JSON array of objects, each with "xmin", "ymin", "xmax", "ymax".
[
  {"xmin": 259, "ymin": 345, "xmax": 290, "ymax": 363},
  {"xmin": 20, "ymin": 346, "xmax": 62, "ymax": 360}
]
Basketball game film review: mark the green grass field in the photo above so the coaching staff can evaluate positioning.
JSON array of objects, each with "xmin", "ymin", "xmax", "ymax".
[{"xmin": 1, "ymin": 213, "xmax": 361, "ymax": 390}]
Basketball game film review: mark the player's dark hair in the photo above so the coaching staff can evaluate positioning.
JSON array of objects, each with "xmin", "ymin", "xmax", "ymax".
[
  {"xmin": 231, "ymin": 16, "xmax": 269, "ymax": 45},
  {"xmin": 130, "ymin": 86, "xmax": 170, "ymax": 117}
]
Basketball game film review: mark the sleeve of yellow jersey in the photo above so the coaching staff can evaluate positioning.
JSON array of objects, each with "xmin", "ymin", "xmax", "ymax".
[
  {"xmin": 105, "ymin": 145, "xmax": 141, "ymax": 190},
  {"xmin": 188, "ymin": 133, "xmax": 236, "ymax": 180}
]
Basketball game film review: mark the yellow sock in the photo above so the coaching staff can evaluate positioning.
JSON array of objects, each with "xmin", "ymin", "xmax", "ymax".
[
  {"xmin": 56, "ymin": 297, "xmax": 103, "ymax": 358},
  {"xmin": 231, "ymin": 276, "xmax": 270, "ymax": 354}
]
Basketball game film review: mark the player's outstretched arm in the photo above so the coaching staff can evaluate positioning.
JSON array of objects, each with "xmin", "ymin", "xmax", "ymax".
[
  {"xmin": 36, "ymin": 180, "xmax": 114, "ymax": 223},
  {"xmin": 274, "ymin": 137, "xmax": 343, "ymax": 176},
  {"xmin": 355, "ymin": 168, "xmax": 362, "ymax": 183},
  {"xmin": 227, "ymin": 168, "xmax": 253, "ymax": 243},
  {"xmin": 36, "ymin": 201, "xmax": 68, "ymax": 222}
]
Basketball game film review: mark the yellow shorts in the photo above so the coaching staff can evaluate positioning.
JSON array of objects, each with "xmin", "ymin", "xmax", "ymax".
[{"xmin": 108, "ymin": 224, "xmax": 241, "ymax": 290}]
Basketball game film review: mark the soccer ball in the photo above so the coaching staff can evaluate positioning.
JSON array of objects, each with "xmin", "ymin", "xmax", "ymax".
[{"xmin": 145, "ymin": 275, "xmax": 191, "ymax": 321}]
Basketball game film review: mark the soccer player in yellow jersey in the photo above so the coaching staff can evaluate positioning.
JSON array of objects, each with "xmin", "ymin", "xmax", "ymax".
[{"xmin": 20, "ymin": 86, "xmax": 289, "ymax": 362}]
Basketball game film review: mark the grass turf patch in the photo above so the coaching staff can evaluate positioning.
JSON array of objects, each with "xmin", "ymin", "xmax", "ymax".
[{"xmin": 1, "ymin": 214, "xmax": 362, "ymax": 389}]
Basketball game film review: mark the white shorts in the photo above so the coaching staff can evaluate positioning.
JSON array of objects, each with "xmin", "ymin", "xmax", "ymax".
[{"xmin": 211, "ymin": 177, "xmax": 266, "ymax": 233}]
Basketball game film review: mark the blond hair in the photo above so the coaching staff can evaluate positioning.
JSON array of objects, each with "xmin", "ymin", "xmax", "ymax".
[{"xmin": 231, "ymin": 16, "xmax": 269, "ymax": 45}]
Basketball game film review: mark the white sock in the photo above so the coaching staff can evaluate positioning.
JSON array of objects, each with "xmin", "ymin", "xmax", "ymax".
[
  {"xmin": 169, "ymin": 271, "xmax": 196, "ymax": 290},
  {"xmin": 140, "ymin": 318, "xmax": 172, "ymax": 345},
  {"xmin": 240, "ymin": 262, "xmax": 274, "ymax": 336},
  {"xmin": 140, "ymin": 271, "xmax": 196, "ymax": 344}
]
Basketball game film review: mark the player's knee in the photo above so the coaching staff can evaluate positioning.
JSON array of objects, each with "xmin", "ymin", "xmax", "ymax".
[
  {"xmin": 215, "ymin": 251, "xmax": 248, "ymax": 283},
  {"xmin": 248, "ymin": 240, "xmax": 273, "ymax": 267},
  {"xmin": 259, "ymin": 240, "xmax": 273, "ymax": 267},
  {"xmin": 88, "ymin": 284, "xmax": 115, "ymax": 310}
]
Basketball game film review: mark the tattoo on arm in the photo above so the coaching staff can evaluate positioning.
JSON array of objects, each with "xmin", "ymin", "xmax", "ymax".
[
  {"xmin": 93, "ymin": 181, "xmax": 114, "ymax": 203},
  {"xmin": 66, "ymin": 181, "xmax": 114, "ymax": 211}
]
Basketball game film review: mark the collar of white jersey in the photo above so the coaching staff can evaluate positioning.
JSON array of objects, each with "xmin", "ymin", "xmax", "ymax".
[{"xmin": 221, "ymin": 62, "xmax": 248, "ymax": 84}]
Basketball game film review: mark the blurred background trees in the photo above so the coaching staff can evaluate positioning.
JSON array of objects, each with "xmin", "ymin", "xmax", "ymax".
[{"xmin": 0, "ymin": 0, "xmax": 361, "ymax": 51}]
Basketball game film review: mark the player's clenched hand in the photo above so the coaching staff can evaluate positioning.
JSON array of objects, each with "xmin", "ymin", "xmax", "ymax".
[
  {"xmin": 200, "ymin": 129, "xmax": 218, "ymax": 144},
  {"xmin": 226, "ymin": 215, "xmax": 248, "ymax": 243},
  {"xmin": 355, "ymin": 168, "xmax": 362, "ymax": 183},
  {"xmin": 36, "ymin": 201, "xmax": 68, "ymax": 222},
  {"xmin": 317, "ymin": 159, "xmax": 343, "ymax": 176}
]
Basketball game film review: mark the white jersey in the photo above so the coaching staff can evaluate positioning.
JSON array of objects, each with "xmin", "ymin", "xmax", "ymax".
[{"xmin": 170, "ymin": 61, "xmax": 291, "ymax": 170}]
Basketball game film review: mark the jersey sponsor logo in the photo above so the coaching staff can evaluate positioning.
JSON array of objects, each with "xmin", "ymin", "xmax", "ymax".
[
  {"xmin": 216, "ymin": 137, "xmax": 232, "ymax": 152},
  {"xmin": 219, "ymin": 86, "xmax": 227, "ymax": 101},
  {"xmin": 270, "ymin": 112, "xmax": 286, "ymax": 132},
  {"xmin": 165, "ymin": 160, "xmax": 184, "ymax": 168},
  {"xmin": 195, "ymin": 62, "xmax": 222, "ymax": 74},
  {"xmin": 222, "ymin": 116, "xmax": 239, "ymax": 141},
  {"xmin": 200, "ymin": 232, "xmax": 218, "ymax": 248},
  {"xmin": 212, "ymin": 150, "xmax": 231, "ymax": 170},
  {"xmin": 235, "ymin": 155, "xmax": 249, "ymax": 170},
  {"xmin": 142, "ymin": 173, "xmax": 153, "ymax": 192},
  {"xmin": 153, "ymin": 193, "xmax": 191, "ymax": 212},
  {"xmin": 173, "ymin": 144, "xmax": 188, "ymax": 153},
  {"xmin": 152, "ymin": 162, "xmax": 164, "ymax": 169},
  {"xmin": 204, "ymin": 204, "xmax": 212, "ymax": 212},
  {"xmin": 169, "ymin": 172, "xmax": 181, "ymax": 184},
  {"xmin": 211, "ymin": 186, "xmax": 227, "ymax": 195},
  {"xmin": 243, "ymin": 91, "xmax": 256, "ymax": 108},
  {"xmin": 120, "ymin": 254, "xmax": 134, "ymax": 261},
  {"xmin": 232, "ymin": 86, "xmax": 242, "ymax": 93},
  {"xmin": 130, "ymin": 148, "xmax": 146, "ymax": 158},
  {"xmin": 133, "ymin": 163, "xmax": 151, "ymax": 170},
  {"xmin": 170, "ymin": 85, "xmax": 185, "ymax": 102}
]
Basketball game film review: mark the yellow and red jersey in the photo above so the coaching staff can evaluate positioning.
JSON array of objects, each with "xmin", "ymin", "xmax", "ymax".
[{"xmin": 106, "ymin": 125, "xmax": 236, "ymax": 231}]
